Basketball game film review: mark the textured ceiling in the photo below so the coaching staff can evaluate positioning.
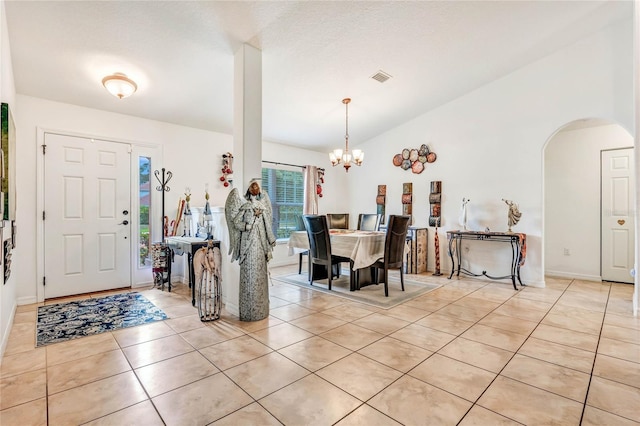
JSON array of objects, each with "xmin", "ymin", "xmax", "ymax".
[{"xmin": 4, "ymin": 1, "xmax": 632, "ymax": 151}]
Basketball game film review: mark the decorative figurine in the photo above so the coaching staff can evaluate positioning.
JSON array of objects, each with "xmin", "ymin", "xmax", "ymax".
[
  {"xmin": 502, "ymin": 199, "xmax": 522, "ymax": 232},
  {"xmin": 459, "ymin": 198, "xmax": 470, "ymax": 230},
  {"xmin": 225, "ymin": 179, "xmax": 276, "ymax": 321},
  {"xmin": 196, "ymin": 184, "xmax": 213, "ymax": 238},
  {"xmin": 193, "ymin": 240, "xmax": 222, "ymax": 321},
  {"xmin": 183, "ymin": 187, "xmax": 192, "ymax": 237}
]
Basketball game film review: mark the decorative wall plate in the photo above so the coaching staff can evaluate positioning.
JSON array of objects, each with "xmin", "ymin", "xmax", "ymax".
[{"xmin": 392, "ymin": 144, "xmax": 438, "ymax": 173}]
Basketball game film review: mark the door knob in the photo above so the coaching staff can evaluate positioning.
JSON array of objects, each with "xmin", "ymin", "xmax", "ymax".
[
  {"xmin": 618, "ymin": 219, "xmax": 625, "ymax": 226},
  {"xmin": 118, "ymin": 220, "xmax": 129, "ymax": 225},
  {"xmin": 122, "ymin": 210, "xmax": 129, "ymax": 215}
]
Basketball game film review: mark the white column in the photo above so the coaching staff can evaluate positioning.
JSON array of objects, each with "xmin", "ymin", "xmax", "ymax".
[
  {"xmin": 634, "ymin": 0, "xmax": 639, "ymax": 316},
  {"xmin": 222, "ymin": 44, "xmax": 263, "ymax": 317}
]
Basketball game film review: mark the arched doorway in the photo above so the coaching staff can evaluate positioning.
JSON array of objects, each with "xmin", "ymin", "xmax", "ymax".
[{"xmin": 544, "ymin": 118, "xmax": 634, "ymax": 283}]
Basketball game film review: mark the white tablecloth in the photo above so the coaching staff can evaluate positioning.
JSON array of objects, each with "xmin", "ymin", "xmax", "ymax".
[{"xmin": 288, "ymin": 230, "xmax": 386, "ymax": 270}]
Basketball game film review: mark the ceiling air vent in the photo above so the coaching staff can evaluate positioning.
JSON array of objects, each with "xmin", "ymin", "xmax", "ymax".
[{"xmin": 371, "ymin": 70, "xmax": 392, "ymax": 83}]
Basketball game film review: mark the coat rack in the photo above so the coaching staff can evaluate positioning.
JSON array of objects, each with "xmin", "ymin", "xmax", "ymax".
[
  {"xmin": 154, "ymin": 168, "xmax": 172, "ymax": 242},
  {"xmin": 151, "ymin": 168, "xmax": 173, "ymax": 291}
]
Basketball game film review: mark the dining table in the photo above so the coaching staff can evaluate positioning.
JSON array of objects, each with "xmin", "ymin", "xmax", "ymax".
[{"xmin": 288, "ymin": 229, "xmax": 387, "ymax": 290}]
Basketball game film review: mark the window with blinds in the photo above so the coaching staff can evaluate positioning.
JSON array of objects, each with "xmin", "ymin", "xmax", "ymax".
[{"xmin": 261, "ymin": 167, "xmax": 304, "ymax": 239}]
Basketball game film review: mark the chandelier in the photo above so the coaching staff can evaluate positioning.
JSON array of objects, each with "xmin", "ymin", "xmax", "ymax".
[{"xmin": 329, "ymin": 98, "xmax": 364, "ymax": 172}]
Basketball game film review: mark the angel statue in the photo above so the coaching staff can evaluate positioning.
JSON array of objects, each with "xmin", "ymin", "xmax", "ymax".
[
  {"xmin": 458, "ymin": 198, "xmax": 470, "ymax": 230},
  {"xmin": 502, "ymin": 199, "xmax": 522, "ymax": 232},
  {"xmin": 225, "ymin": 179, "xmax": 276, "ymax": 321}
]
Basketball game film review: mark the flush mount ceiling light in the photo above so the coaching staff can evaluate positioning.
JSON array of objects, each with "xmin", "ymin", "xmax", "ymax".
[
  {"xmin": 102, "ymin": 73, "xmax": 137, "ymax": 99},
  {"xmin": 329, "ymin": 98, "xmax": 364, "ymax": 172}
]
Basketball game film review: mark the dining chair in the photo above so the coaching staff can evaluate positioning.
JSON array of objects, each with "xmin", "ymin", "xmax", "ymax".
[
  {"xmin": 372, "ymin": 215, "xmax": 411, "ymax": 296},
  {"xmin": 357, "ymin": 213, "xmax": 382, "ymax": 231},
  {"xmin": 302, "ymin": 215, "xmax": 353, "ymax": 290},
  {"xmin": 326, "ymin": 213, "xmax": 350, "ymax": 229},
  {"xmin": 295, "ymin": 215, "xmax": 309, "ymax": 274}
]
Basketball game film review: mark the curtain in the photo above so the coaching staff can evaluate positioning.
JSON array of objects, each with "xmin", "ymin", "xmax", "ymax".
[{"xmin": 303, "ymin": 165, "xmax": 318, "ymax": 214}]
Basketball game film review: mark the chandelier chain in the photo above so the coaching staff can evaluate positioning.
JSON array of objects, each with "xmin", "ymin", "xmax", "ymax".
[
  {"xmin": 329, "ymin": 97, "xmax": 363, "ymax": 172},
  {"xmin": 345, "ymin": 99, "xmax": 349, "ymax": 154}
]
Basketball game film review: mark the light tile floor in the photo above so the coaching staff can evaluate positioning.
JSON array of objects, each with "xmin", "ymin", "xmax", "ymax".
[{"xmin": 1, "ymin": 264, "xmax": 639, "ymax": 425}]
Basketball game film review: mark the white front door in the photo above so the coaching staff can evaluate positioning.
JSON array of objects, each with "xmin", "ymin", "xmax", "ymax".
[
  {"xmin": 44, "ymin": 133, "xmax": 132, "ymax": 298},
  {"xmin": 601, "ymin": 148, "xmax": 635, "ymax": 283}
]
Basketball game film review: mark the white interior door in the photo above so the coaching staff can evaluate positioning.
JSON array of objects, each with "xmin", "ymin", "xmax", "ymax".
[
  {"xmin": 44, "ymin": 133, "xmax": 132, "ymax": 298},
  {"xmin": 601, "ymin": 148, "xmax": 635, "ymax": 283}
]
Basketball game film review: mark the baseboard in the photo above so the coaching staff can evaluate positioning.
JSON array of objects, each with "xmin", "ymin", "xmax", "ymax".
[
  {"xmin": 0, "ymin": 302, "xmax": 17, "ymax": 362},
  {"xmin": 522, "ymin": 279, "xmax": 545, "ymax": 288},
  {"xmin": 133, "ymin": 275, "xmax": 188, "ymax": 289},
  {"xmin": 132, "ymin": 281, "xmax": 154, "ymax": 288},
  {"xmin": 17, "ymin": 296, "xmax": 38, "ymax": 305},
  {"xmin": 545, "ymin": 270, "xmax": 602, "ymax": 282},
  {"xmin": 269, "ymin": 259, "xmax": 297, "ymax": 268},
  {"xmin": 224, "ymin": 300, "xmax": 239, "ymax": 317}
]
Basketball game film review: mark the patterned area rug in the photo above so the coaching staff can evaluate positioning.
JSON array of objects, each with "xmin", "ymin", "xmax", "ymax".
[
  {"xmin": 272, "ymin": 271, "xmax": 441, "ymax": 309},
  {"xmin": 36, "ymin": 292, "xmax": 168, "ymax": 347}
]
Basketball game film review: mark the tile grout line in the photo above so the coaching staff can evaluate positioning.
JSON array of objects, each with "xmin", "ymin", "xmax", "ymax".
[
  {"xmin": 453, "ymin": 278, "xmax": 576, "ymax": 424},
  {"xmin": 578, "ymin": 283, "xmax": 610, "ymax": 425}
]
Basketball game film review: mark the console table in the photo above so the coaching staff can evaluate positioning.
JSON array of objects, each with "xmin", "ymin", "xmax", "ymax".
[
  {"xmin": 446, "ymin": 230, "xmax": 526, "ymax": 290},
  {"xmin": 165, "ymin": 236, "xmax": 221, "ymax": 306}
]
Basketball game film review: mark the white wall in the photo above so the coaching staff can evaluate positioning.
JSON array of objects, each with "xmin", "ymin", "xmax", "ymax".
[
  {"xmin": 545, "ymin": 123, "xmax": 633, "ymax": 280},
  {"xmin": 348, "ymin": 20, "xmax": 633, "ymax": 287},
  {"xmin": 0, "ymin": 0, "xmax": 17, "ymax": 357}
]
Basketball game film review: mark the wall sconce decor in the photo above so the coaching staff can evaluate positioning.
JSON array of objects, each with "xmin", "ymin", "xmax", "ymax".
[
  {"xmin": 402, "ymin": 182, "xmax": 413, "ymax": 224},
  {"xmin": 220, "ymin": 152, "xmax": 234, "ymax": 187},
  {"xmin": 329, "ymin": 98, "xmax": 364, "ymax": 172},
  {"xmin": 376, "ymin": 185, "xmax": 386, "ymax": 225},
  {"xmin": 429, "ymin": 181, "xmax": 443, "ymax": 276},
  {"xmin": 102, "ymin": 73, "xmax": 137, "ymax": 99},
  {"xmin": 392, "ymin": 144, "xmax": 437, "ymax": 174},
  {"xmin": 317, "ymin": 168, "xmax": 325, "ymax": 197},
  {"xmin": 429, "ymin": 181, "xmax": 442, "ymax": 227}
]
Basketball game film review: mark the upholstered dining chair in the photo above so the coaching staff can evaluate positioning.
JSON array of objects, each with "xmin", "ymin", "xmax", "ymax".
[
  {"xmin": 295, "ymin": 215, "xmax": 309, "ymax": 274},
  {"xmin": 326, "ymin": 213, "xmax": 350, "ymax": 229},
  {"xmin": 302, "ymin": 215, "xmax": 352, "ymax": 290},
  {"xmin": 357, "ymin": 213, "xmax": 382, "ymax": 231},
  {"xmin": 372, "ymin": 215, "xmax": 411, "ymax": 297}
]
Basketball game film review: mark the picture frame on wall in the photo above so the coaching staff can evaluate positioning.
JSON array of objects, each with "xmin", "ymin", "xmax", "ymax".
[
  {"xmin": 1, "ymin": 102, "xmax": 16, "ymax": 223},
  {"xmin": 11, "ymin": 220, "xmax": 16, "ymax": 249}
]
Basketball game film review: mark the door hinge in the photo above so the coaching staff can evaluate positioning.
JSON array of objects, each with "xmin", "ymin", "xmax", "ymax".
[
  {"xmin": 42, "ymin": 211, "xmax": 45, "ymax": 221},
  {"xmin": 43, "ymin": 276, "xmax": 46, "ymax": 286},
  {"xmin": 42, "ymin": 144, "xmax": 46, "ymax": 154}
]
